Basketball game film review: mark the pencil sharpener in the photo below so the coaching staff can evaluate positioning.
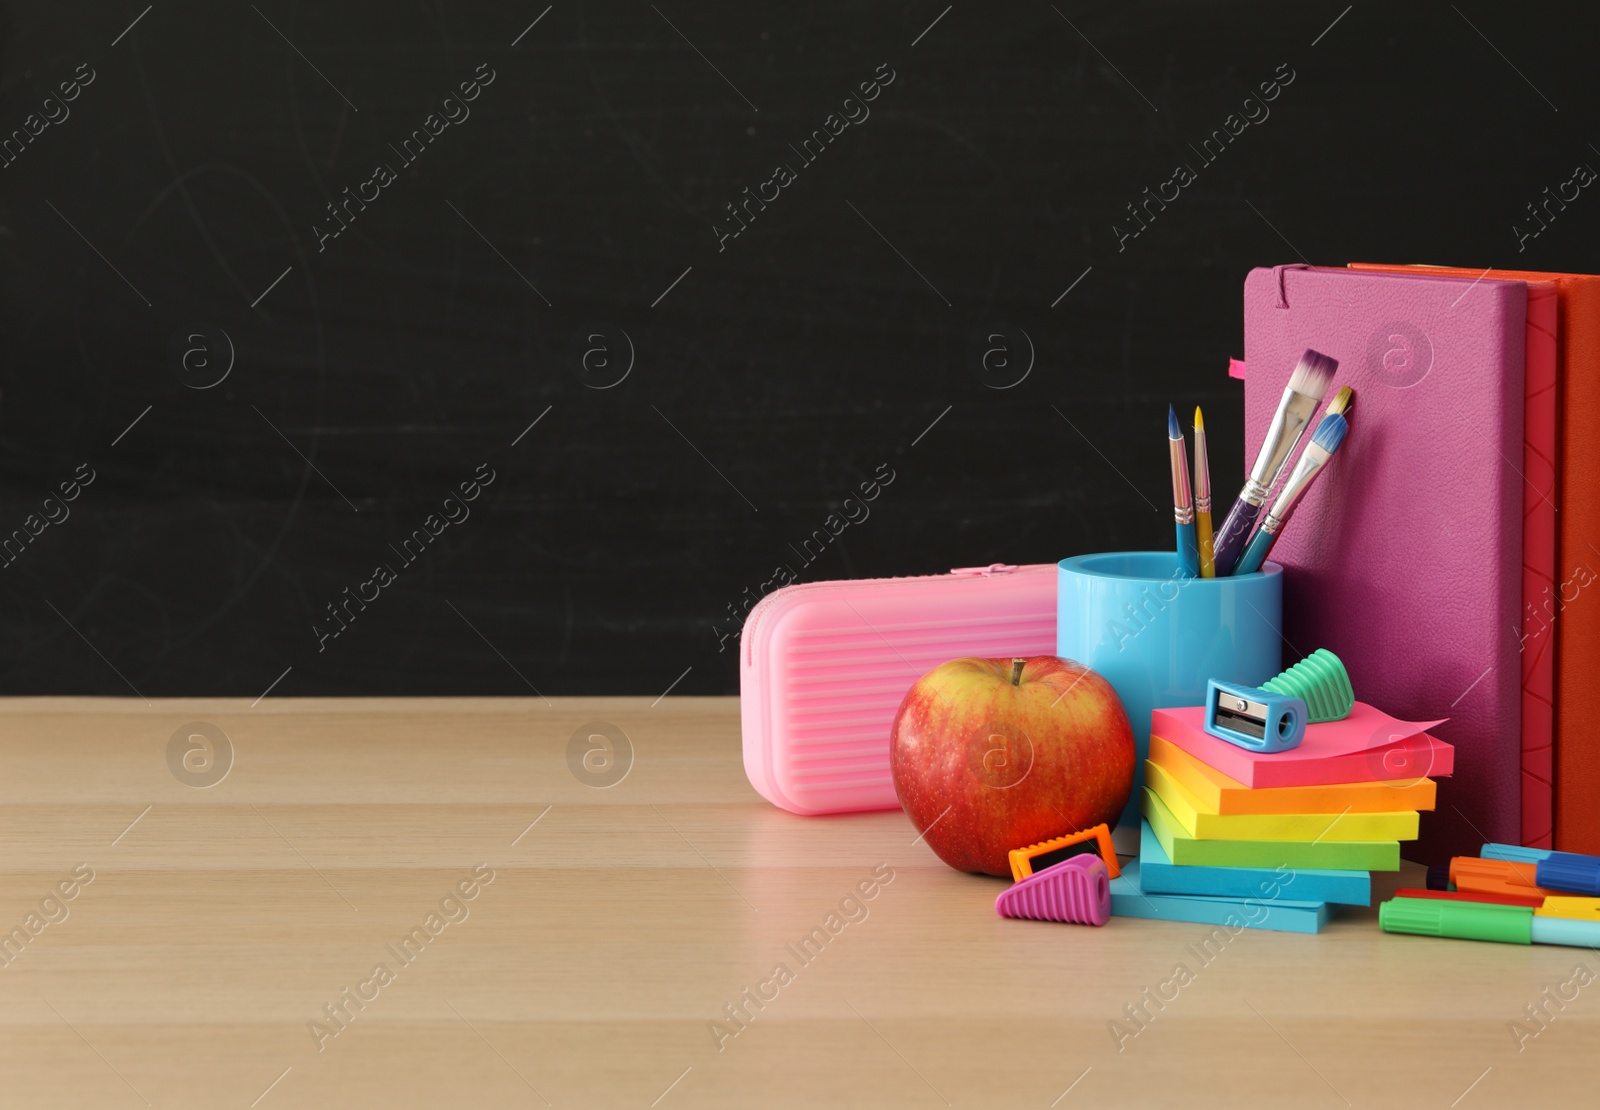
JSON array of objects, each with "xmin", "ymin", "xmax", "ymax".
[
  {"xmin": 1204, "ymin": 680, "xmax": 1306, "ymax": 753},
  {"xmin": 995, "ymin": 855, "xmax": 1111, "ymax": 926},
  {"xmin": 1260, "ymin": 648, "xmax": 1355, "ymax": 723},
  {"xmin": 1008, "ymin": 823, "xmax": 1119, "ymax": 882}
]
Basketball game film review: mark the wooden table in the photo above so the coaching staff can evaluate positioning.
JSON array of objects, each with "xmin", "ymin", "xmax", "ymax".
[{"xmin": 0, "ymin": 697, "xmax": 1594, "ymax": 1108}]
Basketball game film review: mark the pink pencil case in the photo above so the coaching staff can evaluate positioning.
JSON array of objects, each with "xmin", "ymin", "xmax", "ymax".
[{"xmin": 740, "ymin": 563, "xmax": 1058, "ymax": 815}]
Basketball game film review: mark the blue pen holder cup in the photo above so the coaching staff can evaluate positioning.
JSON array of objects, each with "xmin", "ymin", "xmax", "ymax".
[{"xmin": 1057, "ymin": 552, "xmax": 1284, "ymax": 831}]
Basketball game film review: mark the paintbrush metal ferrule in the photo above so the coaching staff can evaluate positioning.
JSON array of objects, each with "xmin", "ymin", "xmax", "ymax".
[
  {"xmin": 1249, "ymin": 383, "xmax": 1325, "ymax": 490},
  {"xmin": 1212, "ymin": 349, "xmax": 1335, "ymax": 575},
  {"xmin": 1263, "ymin": 441, "xmax": 1333, "ymax": 525},
  {"xmin": 1233, "ymin": 411, "xmax": 1350, "ymax": 575},
  {"xmin": 1168, "ymin": 406, "xmax": 1199, "ymax": 578},
  {"xmin": 1169, "ymin": 433, "xmax": 1194, "ymax": 517},
  {"xmin": 1238, "ymin": 479, "xmax": 1271, "ymax": 507},
  {"xmin": 1194, "ymin": 406, "xmax": 1215, "ymax": 577}
]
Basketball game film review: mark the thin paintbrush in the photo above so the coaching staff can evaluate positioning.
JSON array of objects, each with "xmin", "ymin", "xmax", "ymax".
[
  {"xmin": 1211, "ymin": 349, "xmax": 1337, "ymax": 575},
  {"xmin": 1169, "ymin": 405, "xmax": 1199, "ymax": 578},
  {"xmin": 1194, "ymin": 406, "xmax": 1214, "ymax": 577},
  {"xmin": 1233, "ymin": 411, "xmax": 1350, "ymax": 575}
]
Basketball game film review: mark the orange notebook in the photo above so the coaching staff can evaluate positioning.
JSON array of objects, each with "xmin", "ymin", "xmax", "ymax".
[{"xmin": 1352, "ymin": 265, "xmax": 1600, "ymax": 852}]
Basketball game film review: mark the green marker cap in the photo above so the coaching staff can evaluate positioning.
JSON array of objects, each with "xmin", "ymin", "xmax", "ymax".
[{"xmin": 1380, "ymin": 896, "xmax": 1533, "ymax": 945}]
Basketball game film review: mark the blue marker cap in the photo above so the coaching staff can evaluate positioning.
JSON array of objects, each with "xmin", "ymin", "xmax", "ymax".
[
  {"xmin": 1536, "ymin": 854, "xmax": 1600, "ymax": 897},
  {"xmin": 1481, "ymin": 843, "xmax": 1552, "ymax": 865}
]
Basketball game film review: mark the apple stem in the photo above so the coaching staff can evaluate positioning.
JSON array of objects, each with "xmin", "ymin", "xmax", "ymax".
[{"xmin": 1010, "ymin": 658, "xmax": 1025, "ymax": 686}]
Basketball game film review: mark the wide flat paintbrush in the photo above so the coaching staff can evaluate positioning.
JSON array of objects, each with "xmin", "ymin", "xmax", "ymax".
[{"xmin": 1211, "ymin": 349, "xmax": 1337, "ymax": 575}]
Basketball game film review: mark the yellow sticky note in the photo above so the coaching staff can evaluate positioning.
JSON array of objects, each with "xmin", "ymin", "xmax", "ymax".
[
  {"xmin": 1148, "ymin": 734, "xmax": 1437, "ymax": 816},
  {"xmin": 1145, "ymin": 761, "xmax": 1419, "ymax": 843}
]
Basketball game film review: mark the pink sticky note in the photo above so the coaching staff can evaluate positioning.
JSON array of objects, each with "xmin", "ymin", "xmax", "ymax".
[{"xmin": 1152, "ymin": 702, "xmax": 1453, "ymax": 789}]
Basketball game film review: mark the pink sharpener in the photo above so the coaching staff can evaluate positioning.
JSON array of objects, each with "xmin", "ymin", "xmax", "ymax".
[{"xmin": 995, "ymin": 854, "xmax": 1111, "ymax": 926}]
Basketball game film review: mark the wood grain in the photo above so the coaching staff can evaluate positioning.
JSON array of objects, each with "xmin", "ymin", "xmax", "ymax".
[{"xmin": 0, "ymin": 697, "xmax": 1594, "ymax": 1108}]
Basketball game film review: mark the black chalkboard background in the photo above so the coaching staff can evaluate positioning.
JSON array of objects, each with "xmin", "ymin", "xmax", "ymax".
[{"xmin": 0, "ymin": 2, "xmax": 1593, "ymax": 696}]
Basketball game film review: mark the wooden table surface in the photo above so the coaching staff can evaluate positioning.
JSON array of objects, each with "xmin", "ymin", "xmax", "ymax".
[{"xmin": 0, "ymin": 697, "xmax": 1594, "ymax": 1109}]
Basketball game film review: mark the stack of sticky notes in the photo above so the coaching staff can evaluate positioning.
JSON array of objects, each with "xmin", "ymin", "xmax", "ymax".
[{"xmin": 1110, "ymin": 701, "xmax": 1454, "ymax": 934}]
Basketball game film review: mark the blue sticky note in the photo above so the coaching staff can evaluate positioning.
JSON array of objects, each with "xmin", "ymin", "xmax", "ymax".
[
  {"xmin": 1137, "ymin": 820, "xmax": 1370, "ymax": 906},
  {"xmin": 1111, "ymin": 858, "xmax": 1335, "ymax": 935}
]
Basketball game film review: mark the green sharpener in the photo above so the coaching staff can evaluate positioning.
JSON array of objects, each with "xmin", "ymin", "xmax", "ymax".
[{"xmin": 1261, "ymin": 648, "xmax": 1355, "ymax": 724}]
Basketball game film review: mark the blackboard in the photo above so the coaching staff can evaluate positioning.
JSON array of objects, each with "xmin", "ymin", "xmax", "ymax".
[{"xmin": 1, "ymin": 2, "xmax": 1593, "ymax": 696}]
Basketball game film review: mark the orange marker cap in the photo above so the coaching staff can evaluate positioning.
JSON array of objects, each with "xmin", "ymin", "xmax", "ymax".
[{"xmin": 1448, "ymin": 857, "xmax": 1560, "ymax": 900}]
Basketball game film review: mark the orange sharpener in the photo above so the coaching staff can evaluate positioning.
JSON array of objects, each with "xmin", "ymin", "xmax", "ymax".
[{"xmin": 1009, "ymin": 823, "xmax": 1119, "ymax": 882}]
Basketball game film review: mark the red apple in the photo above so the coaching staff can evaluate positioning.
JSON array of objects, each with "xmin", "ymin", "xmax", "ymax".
[{"xmin": 890, "ymin": 656, "xmax": 1134, "ymax": 876}]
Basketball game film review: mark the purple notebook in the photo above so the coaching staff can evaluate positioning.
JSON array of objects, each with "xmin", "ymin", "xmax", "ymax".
[{"xmin": 1241, "ymin": 265, "xmax": 1526, "ymax": 863}]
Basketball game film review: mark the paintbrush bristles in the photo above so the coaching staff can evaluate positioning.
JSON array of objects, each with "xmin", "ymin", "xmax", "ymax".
[
  {"xmin": 1286, "ymin": 349, "xmax": 1338, "ymax": 401},
  {"xmin": 1167, "ymin": 404, "xmax": 1182, "ymax": 439},
  {"xmin": 1326, "ymin": 385, "xmax": 1355, "ymax": 419},
  {"xmin": 1310, "ymin": 412, "xmax": 1348, "ymax": 453}
]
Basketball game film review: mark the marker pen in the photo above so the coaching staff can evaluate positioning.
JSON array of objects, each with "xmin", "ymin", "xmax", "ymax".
[
  {"xmin": 1448, "ymin": 857, "xmax": 1559, "ymax": 900},
  {"xmin": 1381, "ymin": 896, "xmax": 1600, "ymax": 949},
  {"xmin": 1536, "ymin": 897, "xmax": 1600, "ymax": 922},
  {"xmin": 1473, "ymin": 845, "xmax": 1600, "ymax": 898}
]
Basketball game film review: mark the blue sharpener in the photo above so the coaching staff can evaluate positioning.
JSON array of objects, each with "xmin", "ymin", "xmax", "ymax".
[{"xmin": 1204, "ymin": 680, "xmax": 1307, "ymax": 753}]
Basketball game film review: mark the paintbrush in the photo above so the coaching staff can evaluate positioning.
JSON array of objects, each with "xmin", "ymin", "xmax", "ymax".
[
  {"xmin": 1211, "ymin": 349, "xmax": 1337, "ymax": 575},
  {"xmin": 1169, "ymin": 405, "xmax": 1199, "ymax": 578},
  {"xmin": 1233, "ymin": 411, "xmax": 1350, "ymax": 575},
  {"xmin": 1194, "ymin": 406, "xmax": 1214, "ymax": 577}
]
